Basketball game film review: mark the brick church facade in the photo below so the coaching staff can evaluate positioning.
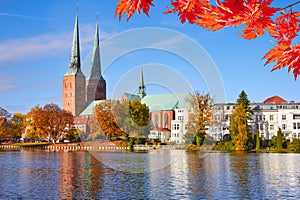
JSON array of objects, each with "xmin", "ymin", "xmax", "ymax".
[{"xmin": 63, "ymin": 11, "xmax": 106, "ymax": 116}]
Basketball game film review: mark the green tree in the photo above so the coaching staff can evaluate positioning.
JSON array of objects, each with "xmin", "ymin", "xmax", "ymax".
[
  {"xmin": 277, "ymin": 128, "xmax": 283, "ymax": 150},
  {"xmin": 129, "ymin": 100, "xmax": 149, "ymax": 127},
  {"xmin": 187, "ymin": 92, "xmax": 213, "ymax": 146},
  {"xmin": 288, "ymin": 139, "xmax": 300, "ymax": 152},
  {"xmin": 229, "ymin": 104, "xmax": 249, "ymax": 151},
  {"xmin": 10, "ymin": 113, "xmax": 25, "ymax": 140},
  {"xmin": 65, "ymin": 128, "xmax": 81, "ymax": 142},
  {"xmin": 237, "ymin": 90, "xmax": 253, "ymax": 117},
  {"xmin": 255, "ymin": 130, "xmax": 260, "ymax": 152}
]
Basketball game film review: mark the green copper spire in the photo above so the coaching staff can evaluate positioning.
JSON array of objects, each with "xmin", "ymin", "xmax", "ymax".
[
  {"xmin": 65, "ymin": 9, "xmax": 84, "ymax": 77},
  {"xmin": 88, "ymin": 14, "xmax": 103, "ymax": 80},
  {"xmin": 138, "ymin": 69, "xmax": 146, "ymax": 99}
]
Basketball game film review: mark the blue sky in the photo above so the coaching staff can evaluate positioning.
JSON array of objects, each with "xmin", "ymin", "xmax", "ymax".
[{"xmin": 0, "ymin": 0, "xmax": 299, "ymax": 114}]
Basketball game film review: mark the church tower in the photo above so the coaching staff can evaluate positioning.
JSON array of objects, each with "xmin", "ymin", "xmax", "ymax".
[
  {"xmin": 86, "ymin": 16, "xmax": 106, "ymax": 102},
  {"xmin": 137, "ymin": 69, "xmax": 146, "ymax": 99},
  {"xmin": 63, "ymin": 10, "xmax": 86, "ymax": 116}
]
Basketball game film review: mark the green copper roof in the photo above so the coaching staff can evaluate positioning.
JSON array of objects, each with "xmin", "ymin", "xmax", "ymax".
[
  {"xmin": 124, "ymin": 93, "xmax": 141, "ymax": 101},
  {"xmin": 79, "ymin": 100, "xmax": 104, "ymax": 116},
  {"xmin": 88, "ymin": 16, "xmax": 104, "ymax": 80},
  {"xmin": 141, "ymin": 92, "xmax": 191, "ymax": 112},
  {"xmin": 65, "ymin": 10, "xmax": 84, "ymax": 77}
]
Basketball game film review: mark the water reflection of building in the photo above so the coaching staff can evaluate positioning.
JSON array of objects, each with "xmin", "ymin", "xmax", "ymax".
[{"xmin": 59, "ymin": 152, "xmax": 104, "ymax": 199}]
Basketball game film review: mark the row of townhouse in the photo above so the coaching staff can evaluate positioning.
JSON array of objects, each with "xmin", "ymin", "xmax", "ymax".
[{"xmin": 208, "ymin": 96, "xmax": 300, "ymax": 141}]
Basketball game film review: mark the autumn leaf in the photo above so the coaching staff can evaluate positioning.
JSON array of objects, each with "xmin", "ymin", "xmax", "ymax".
[
  {"xmin": 263, "ymin": 44, "xmax": 300, "ymax": 79},
  {"xmin": 270, "ymin": 11, "xmax": 300, "ymax": 45},
  {"xmin": 115, "ymin": 0, "xmax": 154, "ymax": 21}
]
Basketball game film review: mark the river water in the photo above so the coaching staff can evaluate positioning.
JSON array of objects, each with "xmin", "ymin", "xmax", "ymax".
[{"xmin": 0, "ymin": 150, "xmax": 299, "ymax": 199}]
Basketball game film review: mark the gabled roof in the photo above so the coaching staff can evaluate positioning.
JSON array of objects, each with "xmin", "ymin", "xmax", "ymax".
[
  {"xmin": 263, "ymin": 95, "xmax": 287, "ymax": 105},
  {"xmin": 141, "ymin": 92, "xmax": 191, "ymax": 112},
  {"xmin": 79, "ymin": 100, "xmax": 104, "ymax": 116},
  {"xmin": 74, "ymin": 116, "xmax": 89, "ymax": 125},
  {"xmin": 123, "ymin": 93, "xmax": 141, "ymax": 101}
]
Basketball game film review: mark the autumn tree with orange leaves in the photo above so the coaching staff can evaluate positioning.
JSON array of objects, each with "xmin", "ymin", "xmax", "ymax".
[
  {"xmin": 115, "ymin": 0, "xmax": 300, "ymax": 79},
  {"xmin": 94, "ymin": 100, "xmax": 124, "ymax": 140},
  {"xmin": 25, "ymin": 104, "xmax": 74, "ymax": 142}
]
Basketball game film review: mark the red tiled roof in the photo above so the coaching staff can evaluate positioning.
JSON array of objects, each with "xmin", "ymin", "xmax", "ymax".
[
  {"xmin": 74, "ymin": 116, "xmax": 89, "ymax": 125},
  {"xmin": 263, "ymin": 95, "xmax": 287, "ymax": 105},
  {"xmin": 152, "ymin": 127, "xmax": 171, "ymax": 132}
]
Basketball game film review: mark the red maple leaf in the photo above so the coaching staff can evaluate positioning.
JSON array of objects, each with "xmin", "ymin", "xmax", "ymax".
[
  {"xmin": 263, "ymin": 44, "xmax": 300, "ymax": 79},
  {"xmin": 270, "ymin": 11, "xmax": 300, "ymax": 45},
  {"xmin": 115, "ymin": 0, "xmax": 154, "ymax": 21}
]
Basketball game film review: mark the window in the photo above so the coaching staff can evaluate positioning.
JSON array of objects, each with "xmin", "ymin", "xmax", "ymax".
[
  {"xmin": 172, "ymin": 124, "xmax": 179, "ymax": 130},
  {"xmin": 270, "ymin": 115, "xmax": 274, "ymax": 121},
  {"xmin": 293, "ymin": 114, "xmax": 300, "ymax": 120},
  {"xmin": 260, "ymin": 124, "xmax": 264, "ymax": 130},
  {"xmin": 294, "ymin": 123, "xmax": 297, "ymax": 129},
  {"xmin": 298, "ymin": 123, "xmax": 300, "ymax": 129},
  {"xmin": 226, "ymin": 106, "xmax": 230, "ymax": 110},
  {"xmin": 282, "ymin": 115, "xmax": 286, "ymax": 120},
  {"xmin": 155, "ymin": 114, "xmax": 158, "ymax": 129},
  {"xmin": 270, "ymin": 125, "xmax": 274, "ymax": 130},
  {"xmin": 178, "ymin": 116, "xmax": 184, "ymax": 120},
  {"xmin": 282, "ymin": 124, "xmax": 287, "ymax": 130},
  {"xmin": 164, "ymin": 113, "xmax": 169, "ymax": 128}
]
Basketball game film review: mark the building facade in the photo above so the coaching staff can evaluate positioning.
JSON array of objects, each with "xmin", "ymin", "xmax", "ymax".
[
  {"xmin": 63, "ymin": 11, "xmax": 106, "ymax": 117},
  {"xmin": 207, "ymin": 96, "xmax": 300, "ymax": 141}
]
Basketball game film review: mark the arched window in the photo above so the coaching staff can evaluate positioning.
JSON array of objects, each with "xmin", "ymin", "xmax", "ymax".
[
  {"xmin": 164, "ymin": 113, "xmax": 169, "ymax": 128},
  {"xmin": 155, "ymin": 114, "xmax": 158, "ymax": 129}
]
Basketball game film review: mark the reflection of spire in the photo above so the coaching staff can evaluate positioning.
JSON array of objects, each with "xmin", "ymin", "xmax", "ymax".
[
  {"xmin": 65, "ymin": 8, "xmax": 84, "ymax": 76},
  {"xmin": 88, "ymin": 14, "xmax": 104, "ymax": 80},
  {"xmin": 138, "ymin": 69, "xmax": 146, "ymax": 99}
]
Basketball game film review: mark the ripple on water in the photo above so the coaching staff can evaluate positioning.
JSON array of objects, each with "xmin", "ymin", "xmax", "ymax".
[{"xmin": 0, "ymin": 150, "xmax": 300, "ymax": 199}]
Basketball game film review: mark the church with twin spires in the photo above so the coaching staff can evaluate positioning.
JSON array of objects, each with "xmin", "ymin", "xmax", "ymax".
[{"xmin": 63, "ymin": 11, "xmax": 106, "ymax": 116}]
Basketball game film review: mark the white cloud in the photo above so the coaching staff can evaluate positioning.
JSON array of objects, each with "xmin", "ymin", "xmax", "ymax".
[
  {"xmin": 0, "ymin": 75, "xmax": 19, "ymax": 92},
  {"xmin": 0, "ymin": 23, "xmax": 115, "ymax": 64}
]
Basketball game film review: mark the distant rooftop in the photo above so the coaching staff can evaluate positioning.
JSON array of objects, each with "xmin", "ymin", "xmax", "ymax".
[
  {"xmin": 263, "ymin": 95, "xmax": 287, "ymax": 105},
  {"xmin": 141, "ymin": 92, "xmax": 191, "ymax": 112}
]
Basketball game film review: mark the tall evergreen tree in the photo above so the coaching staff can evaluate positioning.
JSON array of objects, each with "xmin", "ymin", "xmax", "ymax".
[{"xmin": 236, "ymin": 90, "xmax": 253, "ymax": 116}]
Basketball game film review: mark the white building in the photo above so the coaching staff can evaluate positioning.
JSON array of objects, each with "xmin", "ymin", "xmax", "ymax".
[
  {"xmin": 170, "ymin": 108, "xmax": 189, "ymax": 144},
  {"xmin": 208, "ymin": 96, "xmax": 300, "ymax": 141},
  {"xmin": 207, "ymin": 103, "xmax": 235, "ymax": 141}
]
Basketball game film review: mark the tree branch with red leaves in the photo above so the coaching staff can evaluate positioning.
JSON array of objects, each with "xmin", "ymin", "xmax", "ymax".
[{"xmin": 115, "ymin": 0, "xmax": 300, "ymax": 79}]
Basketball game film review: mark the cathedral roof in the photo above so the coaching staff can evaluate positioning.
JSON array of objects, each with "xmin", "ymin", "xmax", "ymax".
[
  {"xmin": 65, "ymin": 10, "xmax": 84, "ymax": 77},
  {"xmin": 123, "ymin": 93, "xmax": 141, "ymax": 101},
  {"xmin": 141, "ymin": 92, "xmax": 191, "ymax": 112},
  {"xmin": 88, "ymin": 16, "xmax": 104, "ymax": 81},
  {"xmin": 79, "ymin": 100, "xmax": 104, "ymax": 116}
]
